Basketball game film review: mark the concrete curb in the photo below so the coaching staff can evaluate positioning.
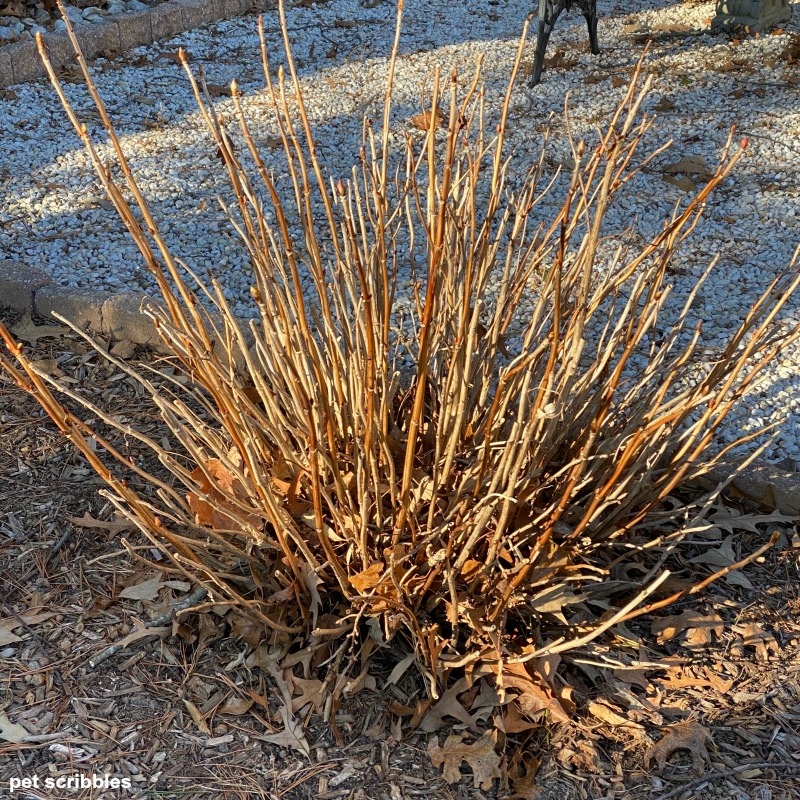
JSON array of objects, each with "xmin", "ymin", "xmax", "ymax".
[
  {"xmin": 0, "ymin": 0, "xmax": 254, "ymax": 87},
  {"xmin": 0, "ymin": 259, "xmax": 798, "ymax": 515}
]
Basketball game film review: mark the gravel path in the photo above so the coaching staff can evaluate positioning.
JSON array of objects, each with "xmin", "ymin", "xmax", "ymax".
[{"xmin": 1, "ymin": 0, "xmax": 799, "ymax": 464}]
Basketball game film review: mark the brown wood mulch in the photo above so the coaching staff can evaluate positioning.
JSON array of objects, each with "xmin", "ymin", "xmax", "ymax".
[{"xmin": 1, "ymin": 310, "xmax": 799, "ymax": 800}]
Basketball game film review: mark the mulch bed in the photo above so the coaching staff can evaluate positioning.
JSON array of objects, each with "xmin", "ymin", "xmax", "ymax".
[{"xmin": 1, "ymin": 310, "xmax": 799, "ymax": 800}]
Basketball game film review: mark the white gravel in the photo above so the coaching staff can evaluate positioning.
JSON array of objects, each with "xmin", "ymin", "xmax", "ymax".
[{"xmin": 1, "ymin": 0, "xmax": 799, "ymax": 466}]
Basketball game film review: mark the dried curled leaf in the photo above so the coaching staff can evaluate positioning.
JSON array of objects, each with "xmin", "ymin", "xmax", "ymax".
[
  {"xmin": 492, "ymin": 662, "xmax": 570, "ymax": 724},
  {"xmin": 645, "ymin": 721, "xmax": 713, "ymax": 774},
  {"xmin": 410, "ymin": 108, "xmax": 444, "ymax": 131},
  {"xmin": 419, "ymin": 678, "xmax": 479, "ymax": 732},
  {"xmin": 651, "ymin": 609, "xmax": 723, "ymax": 648},
  {"xmin": 427, "ymin": 731, "xmax": 501, "ymax": 790},
  {"xmin": 736, "ymin": 622, "xmax": 780, "ymax": 662},
  {"xmin": 187, "ymin": 458, "xmax": 261, "ymax": 532},
  {"xmin": 349, "ymin": 562, "xmax": 383, "ymax": 593},
  {"xmin": 588, "ymin": 700, "xmax": 642, "ymax": 729},
  {"xmin": 507, "ymin": 749, "xmax": 540, "ymax": 798}
]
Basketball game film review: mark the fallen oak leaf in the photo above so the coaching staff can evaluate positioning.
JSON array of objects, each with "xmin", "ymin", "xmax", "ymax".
[
  {"xmin": 651, "ymin": 609, "xmax": 723, "ymax": 648},
  {"xmin": 494, "ymin": 698, "xmax": 541, "ymax": 734},
  {"xmin": 0, "ymin": 609, "xmax": 57, "ymax": 647},
  {"xmin": 707, "ymin": 505, "xmax": 796, "ymax": 534},
  {"xmin": 492, "ymin": 661, "xmax": 571, "ymax": 724},
  {"xmin": 701, "ymin": 666, "xmax": 734, "ymax": 694},
  {"xmin": 608, "ymin": 682, "xmax": 663, "ymax": 725},
  {"xmin": 260, "ymin": 705, "xmax": 311, "ymax": 758},
  {"xmin": 114, "ymin": 617, "xmax": 170, "ymax": 650},
  {"xmin": 118, "ymin": 575, "xmax": 190, "ymax": 602},
  {"xmin": 645, "ymin": 721, "xmax": 713, "ymax": 774},
  {"xmin": 67, "ymin": 512, "xmax": 136, "ymax": 534},
  {"xmin": 289, "ymin": 675, "xmax": 326, "ymax": 714},
  {"xmin": 11, "ymin": 313, "xmax": 70, "ymax": 345},
  {"xmin": 0, "ymin": 0, "xmax": 27, "ymax": 17},
  {"xmin": 419, "ymin": 678, "xmax": 480, "ymax": 732},
  {"xmin": 689, "ymin": 535, "xmax": 754, "ymax": 589},
  {"xmin": 427, "ymin": 731, "xmax": 501, "ymax": 790},
  {"xmin": 612, "ymin": 666, "xmax": 651, "ymax": 690},
  {"xmin": 735, "ymin": 622, "xmax": 780, "ymax": 661},
  {"xmin": 0, "ymin": 619, "xmax": 23, "ymax": 647},
  {"xmin": 588, "ymin": 700, "xmax": 643, "ymax": 729},
  {"xmin": 118, "ymin": 577, "xmax": 166, "ymax": 602},
  {"xmin": 29, "ymin": 358, "xmax": 63, "ymax": 377},
  {"xmin": 780, "ymin": 33, "xmax": 800, "ymax": 63},
  {"xmin": 507, "ymin": 749, "xmax": 540, "ymax": 797}
]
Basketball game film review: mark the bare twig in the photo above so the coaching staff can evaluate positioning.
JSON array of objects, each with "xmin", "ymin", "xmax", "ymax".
[{"xmin": 88, "ymin": 586, "xmax": 207, "ymax": 667}]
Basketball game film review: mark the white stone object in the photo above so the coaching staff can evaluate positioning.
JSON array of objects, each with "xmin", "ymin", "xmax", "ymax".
[{"xmin": 712, "ymin": 0, "xmax": 792, "ymax": 30}]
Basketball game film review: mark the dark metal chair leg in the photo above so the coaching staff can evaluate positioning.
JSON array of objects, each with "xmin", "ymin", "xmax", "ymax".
[
  {"xmin": 531, "ymin": 15, "xmax": 555, "ymax": 86},
  {"xmin": 530, "ymin": 0, "xmax": 599, "ymax": 86},
  {"xmin": 585, "ymin": 7, "xmax": 600, "ymax": 55}
]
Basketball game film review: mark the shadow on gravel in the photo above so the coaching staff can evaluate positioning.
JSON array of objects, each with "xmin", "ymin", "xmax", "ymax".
[{"xmin": 1, "ymin": 0, "xmax": 798, "ymax": 338}]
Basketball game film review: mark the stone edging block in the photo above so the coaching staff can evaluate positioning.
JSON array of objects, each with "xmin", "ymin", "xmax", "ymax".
[
  {"xmin": 0, "ymin": 260, "xmax": 53, "ymax": 311},
  {"xmin": 0, "ymin": 259, "xmax": 798, "ymax": 516},
  {"xmin": 35, "ymin": 284, "xmax": 112, "ymax": 331},
  {"xmin": 0, "ymin": 260, "xmax": 167, "ymax": 350},
  {"xmin": 101, "ymin": 291, "xmax": 166, "ymax": 346},
  {"xmin": 0, "ymin": 0, "xmax": 259, "ymax": 88}
]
